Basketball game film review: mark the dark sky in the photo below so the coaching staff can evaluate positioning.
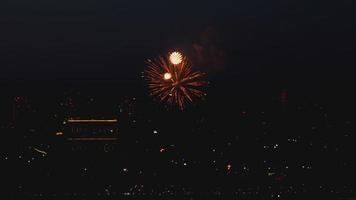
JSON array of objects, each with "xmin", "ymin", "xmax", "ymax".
[{"xmin": 0, "ymin": 0, "xmax": 355, "ymax": 83}]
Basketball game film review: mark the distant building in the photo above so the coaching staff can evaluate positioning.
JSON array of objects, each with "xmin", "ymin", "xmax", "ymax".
[
  {"xmin": 62, "ymin": 118, "xmax": 119, "ymax": 141},
  {"xmin": 59, "ymin": 117, "xmax": 119, "ymax": 153}
]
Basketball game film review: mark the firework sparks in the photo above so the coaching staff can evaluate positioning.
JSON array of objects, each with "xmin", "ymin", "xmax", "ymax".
[
  {"xmin": 145, "ymin": 52, "xmax": 207, "ymax": 109},
  {"xmin": 169, "ymin": 52, "xmax": 183, "ymax": 65},
  {"xmin": 163, "ymin": 72, "xmax": 172, "ymax": 80}
]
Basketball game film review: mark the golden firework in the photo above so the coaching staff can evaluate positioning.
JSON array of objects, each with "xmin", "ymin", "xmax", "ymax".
[
  {"xmin": 169, "ymin": 51, "xmax": 183, "ymax": 65},
  {"xmin": 163, "ymin": 72, "xmax": 172, "ymax": 80},
  {"xmin": 145, "ymin": 52, "xmax": 207, "ymax": 109}
]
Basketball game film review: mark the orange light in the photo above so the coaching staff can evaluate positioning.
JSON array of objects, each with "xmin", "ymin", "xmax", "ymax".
[
  {"xmin": 67, "ymin": 119, "xmax": 118, "ymax": 123},
  {"xmin": 67, "ymin": 138, "xmax": 118, "ymax": 141},
  {"xmin": 163, "ymin": 73, "xmax": 172, "ymax": 80}
]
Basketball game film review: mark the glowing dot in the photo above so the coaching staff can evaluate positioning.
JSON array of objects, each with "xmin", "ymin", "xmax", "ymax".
[
  {"xmin": 56, "ymin": 132, "xmax": 63, "ymax": 136},
  {"xmin": 164, "ymin": 73, "xmax": 172, "ymax": 80},
  {"xmin": 169, "ymin": 52, "xmax": 183, "ymax": 65}
]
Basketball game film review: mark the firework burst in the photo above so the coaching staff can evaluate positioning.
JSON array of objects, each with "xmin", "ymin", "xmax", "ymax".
[{"xmin": 145, "ymin": 52, "xmax": 207, "ymax": 109}]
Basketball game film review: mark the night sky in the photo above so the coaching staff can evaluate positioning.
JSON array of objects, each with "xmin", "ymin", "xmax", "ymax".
[
  {"xmin": 1, "ymin": 0, "xmax": 356, "ymax": 199},
  {"xmin": 1, "ymin": 0, "xmax": 355, "ymax": 81}
]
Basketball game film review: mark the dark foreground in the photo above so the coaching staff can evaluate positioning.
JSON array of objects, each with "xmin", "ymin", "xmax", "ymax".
[{"xmin": 1, "ymin": 81, "xmax": 355, "ymax": 199}]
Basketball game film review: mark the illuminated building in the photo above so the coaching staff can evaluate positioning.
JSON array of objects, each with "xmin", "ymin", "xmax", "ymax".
[
  {"xmin": 60, "ymin": 117, "xmax": 119, "ymax": 153},
  {"xmin": 63, "ymin": 118, "xmax": 119, "ymax": 141}
]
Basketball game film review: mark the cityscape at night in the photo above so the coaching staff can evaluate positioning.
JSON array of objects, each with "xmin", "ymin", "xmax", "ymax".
[
  {"xmin": 1, "ymin": 0, "xmax": 355, "ymax": 199},
  {"xmin": 1, "ymin": 80, "xmax": 355, "ymax": 199}
]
